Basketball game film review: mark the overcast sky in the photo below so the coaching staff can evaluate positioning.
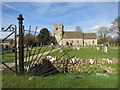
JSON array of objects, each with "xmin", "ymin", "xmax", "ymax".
[{"xmin": 0, "ymin": 1, "xmax": 119, "ymax": 38}]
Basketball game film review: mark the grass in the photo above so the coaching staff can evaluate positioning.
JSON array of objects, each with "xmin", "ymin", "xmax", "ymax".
[
  {"xmin": 48, "ymin": 47, "xmax": 118, "ymax": 59},
  {"xmin": 2, "ymin": 46, "xmax": 119, "ymax": 88},
  {"xmin": 2, "ymin": 46, "xmax": 118, "ymax": 62},
  {"xmin": 2, "ymin": 73, "xmax": 118, "ymax": 88},
  {"xmin": 2, "ymin": 45, "xmax": 58, "ymax": 62}
]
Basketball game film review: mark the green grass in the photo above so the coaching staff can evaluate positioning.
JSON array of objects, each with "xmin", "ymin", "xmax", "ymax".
[
  {"xmin": 2, "ymin": 73, "xmax": 118, "ymax": 88},
  {"xmin": 2, "ymin": 46, "xmax": 58, "ymax": 62},
  {"xmin": 2, "ymin": 46, "xmax": 118, "ymax": 62},
  {"xmin": 2, "ymin": 46, "xmax": 119, "ymax": 88},
  {"xmin": 48, "ymin": 47, "xmax": 118, "ymax": 59}
]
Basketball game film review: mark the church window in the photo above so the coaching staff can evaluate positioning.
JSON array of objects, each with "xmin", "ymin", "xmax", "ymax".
[
  {"xmin": 56, "ymin": 28, "xmax": 58, "ymax": 30},
  {"xmin": 66, "ymin": 42, "xmax": 69, "ymax": 46}
]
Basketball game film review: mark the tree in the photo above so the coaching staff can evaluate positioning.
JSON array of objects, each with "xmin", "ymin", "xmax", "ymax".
[
  {"xmin": 76, "ymin": 26, "xmax": 82, "ymax": 32},
  {"xmin": 111, "ymin": 16, "xmax": 120, "ymax": 36},
  {"xmin": 109, "ymin": 16, "xmax": 120, "ymax": 46},
  {"xmin": 36, "ymin": 28, "xmax": 51, "ymax": 46},
  {"xmin": 97, "ymin": 26, "xmax": 110, "ymax": 44},
  {"xmin": 24, "ymin": 33, "xmax": 35, "ymax": 46}
]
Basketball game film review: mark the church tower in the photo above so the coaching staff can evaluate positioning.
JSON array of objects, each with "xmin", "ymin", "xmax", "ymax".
[{"xmin": 54, "ymin": 24, "xmax": 64, "ymax": 45}]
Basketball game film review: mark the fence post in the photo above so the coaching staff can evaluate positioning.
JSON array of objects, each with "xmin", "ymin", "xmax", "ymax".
[{"xmin": 17, "ymin": 14, "xmax": 24, "ymax": 75}]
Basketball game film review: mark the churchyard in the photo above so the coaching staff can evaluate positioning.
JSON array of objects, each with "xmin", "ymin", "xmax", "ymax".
[
  {"xmin": 2, "ymin": 45, "xmax": 119, "ymax": 88},
  {"xmin": 1, "ymin": 1, "xmax": 120, "ymax": 89}
]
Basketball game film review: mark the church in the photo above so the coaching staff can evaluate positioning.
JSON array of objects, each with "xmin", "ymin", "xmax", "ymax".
[{"xmin": 54, "ymin": 24, "xmax": 97, "ymax": 46}]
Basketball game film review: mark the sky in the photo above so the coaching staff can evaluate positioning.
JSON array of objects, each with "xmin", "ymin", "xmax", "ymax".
[{"xmin": 0, "ymin": 1, "xmax": 119, "ymax": 38}]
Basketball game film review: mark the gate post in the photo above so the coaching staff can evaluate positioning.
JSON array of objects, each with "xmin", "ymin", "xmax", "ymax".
[{"xmin": 17, "ymin": 14, "xmax": 24, "ymax": 75}]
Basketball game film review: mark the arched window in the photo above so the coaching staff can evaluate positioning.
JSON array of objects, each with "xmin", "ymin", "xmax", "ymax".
[
  {"xmin": 66, "ymin": 42, "xmax": 69, "ymax": 46},
  {"xmin": 70, "ymin": 43, "xmax": 72, "ymax": 46},
  {"xmin": 56, "ymin": 28, "xmax": 58, "ymax": 30}
]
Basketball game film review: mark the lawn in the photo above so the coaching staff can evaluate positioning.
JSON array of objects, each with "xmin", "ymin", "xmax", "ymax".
[
  {"xmin": 48, "ymin": 47, "xmax": 118, "ymax": 59},
  {"xmin": 2, "ymin": 46, "xmax": 119, "ymax": 88},
  {"xmin": 2, "ymin": 45, "xmax": 58, "ymax": 62},
  {"xmin": 2, "ymin": 46, "xmax": 118, "ymax": 62},
  {"xmin": 2, "ymin": 73, "xmax": 118, "ymax": 88}
]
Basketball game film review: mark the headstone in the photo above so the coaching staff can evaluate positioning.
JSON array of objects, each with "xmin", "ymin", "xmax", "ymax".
[
  {"xmin": 76, "ymin": 47, "xmax": 80, "ymax": 50},
  {"xmin": 59, "ymin": 49, "xmax": 64, "ymax": 52},
  {"xmin": 104, "ymin": 46, "xmax": 108, "ymax": 53},
  {"xmin": 96, "ymin": 47, "xmax": 99, "ymax": 50},
  {"xmin": 100, "ymin": 44, "xmax": 104, "ymax": 51},
  {"xmin": 51, "ymin": 43, "xmax": 53, "ymax": 46}
]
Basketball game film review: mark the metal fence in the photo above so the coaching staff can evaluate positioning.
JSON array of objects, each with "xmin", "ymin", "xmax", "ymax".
[{"xmin": 1, "ymin": 14, "xmax": 77, "ymax": 76}]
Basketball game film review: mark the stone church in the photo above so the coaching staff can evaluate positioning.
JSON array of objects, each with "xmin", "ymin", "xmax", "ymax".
[{"xmin": 54, "ymin": 24, "xmax": 97, "ymax": 46}]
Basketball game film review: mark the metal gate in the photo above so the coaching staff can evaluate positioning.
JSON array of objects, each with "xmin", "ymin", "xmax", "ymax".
[
  {"xmin": 1, "ymin": 24, "xmax": 18, "ymax": 75},
  {"xmin": 1, "ymin": 14, "xmax": 76, "ymax": 76}
]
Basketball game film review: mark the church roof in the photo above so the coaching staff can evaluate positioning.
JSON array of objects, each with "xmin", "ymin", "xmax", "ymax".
[
  {"xmin": 83, "ymin": 33, "xmax": 97, "ymax": 39},
  {"xmin": 62, "ymin": 31, "xmax": 96, "ymax": 39},
  {"xmin": 63, "ymin": 31, "xmax": 83, "ymax": 39}
]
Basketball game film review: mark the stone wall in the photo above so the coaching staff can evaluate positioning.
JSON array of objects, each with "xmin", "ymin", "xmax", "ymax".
[
  {"xmin": 62, "ymin": 38, "xmax": 97, "ymax": 46},
  {"xmin": 62, "ymin": 38, "xmax": 83, "ymax": 46},
  {"xmin": 84, "ymin": 39, "xmax": 97, "ymax": 45}
]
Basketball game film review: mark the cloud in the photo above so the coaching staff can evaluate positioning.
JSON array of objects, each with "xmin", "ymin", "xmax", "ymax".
[
  {"xmin": 1, "ymin": 2, "xmax": 118, "ymax": 37},
  {"xmin": 65, "ymin": 29, "xmax": 76, "ymax": 31},
  {"xmin": 90, "ymin": 22, "xmax": 118, "ymax": 33},
  {"xmin": 90, "ymin": 25, "xmax": 101, "ymax": 31}
]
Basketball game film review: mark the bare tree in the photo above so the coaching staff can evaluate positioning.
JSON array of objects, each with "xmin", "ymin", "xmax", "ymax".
[
  {"xmin": 76, "ymin": 26, "xmax": 82, "ymax": 32},
  {"xmin": 97, "ymin": 26, "xmax": 110, "ymax": 44},
  {"xmin": 111, "ymin": 16, "xmax": 120, "ymax": 36}
]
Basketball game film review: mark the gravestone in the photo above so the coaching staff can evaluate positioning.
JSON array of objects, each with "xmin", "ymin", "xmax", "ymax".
[
  {"xmin": 96, "ymin": 47, "xmax": 99, "ymax": 50},
  {"xmin": 103, "ymin": 46, "xmax": 108, "ymax": 53},
  {"xmin": 59, "ymin": 49, "xmax": 64, "ymax": 52},
  {"xmin": 76, "ymin": 47, "xmax": 80, "ymax": 50},
  {"xmin": 100, "ymin": 44, "xmax": 104, "ymax": 51},
  {"xmin": 51, "ymin": 43, "xmax": 53, "ymax": 46}
]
